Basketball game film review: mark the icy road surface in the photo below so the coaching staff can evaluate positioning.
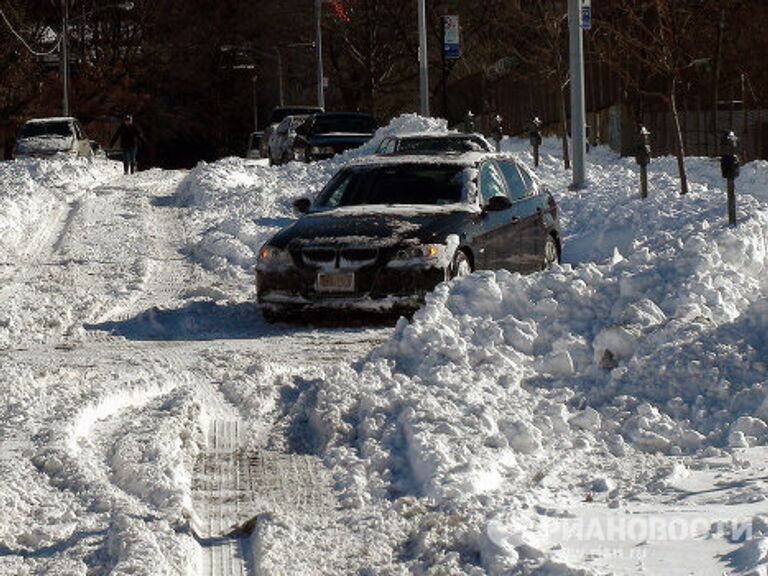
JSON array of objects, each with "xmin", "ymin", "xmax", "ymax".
[{"xmin": 0, "ymin": 162, "xmax": 395, "ymax": 575}]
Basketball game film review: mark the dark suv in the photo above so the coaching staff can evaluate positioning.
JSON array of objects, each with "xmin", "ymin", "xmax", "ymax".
[{"xmin": 293, "ymin": 112, "xmax": 378, "ymax": 162}]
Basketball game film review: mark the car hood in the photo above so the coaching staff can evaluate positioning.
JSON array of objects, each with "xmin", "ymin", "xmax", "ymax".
[{"xmin": 270, "ymin": 206, "xmax": 475, "ymax": 250}]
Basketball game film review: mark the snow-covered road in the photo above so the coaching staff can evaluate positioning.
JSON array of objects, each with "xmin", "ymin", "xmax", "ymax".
[
  {"xmin": 0, "ymin": 160, "xmax": 395, "ymax": 575},
  {"xmin": 2, "ymin": 117, "xmax": 768, "ymax": 575}
]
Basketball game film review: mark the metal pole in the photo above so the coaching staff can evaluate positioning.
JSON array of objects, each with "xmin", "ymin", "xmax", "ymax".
[
  {"xmin": 276, "ymin": 49, "xmax": 284, "ymax": 106},
  {"xmin": 315, "ymin": 0, "xmax": 325, "ymax": 109},
  {"xmin": 418, "ymin": 0, "xmax": 429, "ymax": 116},
  {"xmin": 252, "ymin": 75, "xmax": 258, "ymax": 130},
  {"xmin": 441, "ymin": 16, "xmax": 447, "ymax": 118},
  {"xmin": 568, "ymin": 0, "xmax": 587, "ymax": 187},
  {"xmin": 62, "ymin": 0, "xmax": 70, "ymax": 116},
  {"xmin": 727, "ymin": 178, "xmax": 736, "ymax": 226},
  {"xmin": 640, "ymin": 165, "xmax": 648, "ymax": 199}
]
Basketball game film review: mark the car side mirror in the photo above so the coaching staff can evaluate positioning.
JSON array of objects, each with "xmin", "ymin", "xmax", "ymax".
[
  {"xmin": 484, "ymin": 195, "xmax": 512, "ymax": 212},
  {"xmin": 293, "ymin": 198, "xmax": 311, "ymax": 214}
]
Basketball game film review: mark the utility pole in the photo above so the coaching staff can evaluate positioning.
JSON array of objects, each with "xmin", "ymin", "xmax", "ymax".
[
  {"xmin": 315, "ymin": 0, "xmax": 325, "ymax": 109},
  {"xmin": 276, "ymin": 49, "xmax": 284, "ymax": 106},
  {"xmin": 61, "ymin": 0, "xmax": 70, "ymax": 116},
  {"xmin": 568, "ymin": 0, "xmax": 587, "ymax": 187},
  {"xmin": 252, "ymin": 75, "xmax": 258, "ymax": 130},
  {"xmin": 418, "ymin": 0, "xmax": 429, "ymax": 116}
]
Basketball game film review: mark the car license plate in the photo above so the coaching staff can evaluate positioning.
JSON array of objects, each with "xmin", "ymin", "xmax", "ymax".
[{"xmin": 316, "ymin": 272, "xmax": 355, "ymax": 292}]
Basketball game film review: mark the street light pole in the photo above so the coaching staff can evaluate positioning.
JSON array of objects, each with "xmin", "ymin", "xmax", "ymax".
[
  {"xmin": 315, "ymin": 0, "xmax": 325, "ymax": 109},
  {"xmin": 569, "ymin": 0, "xmax": 587, "ymax": 187},
  {"xmin": 61, "ymin": 0, "xmax": 69, "ymax": 116},
  {"xmin": 252, "ymin": 74, "xmax": 258, "ymax": 130},
  {"xmin": 276, "ymin": 49, "xmax": 284, "ymax": 106},
  {"xmin": 417, "ymin": 0, "xmax": 429, "ymax": 116}
]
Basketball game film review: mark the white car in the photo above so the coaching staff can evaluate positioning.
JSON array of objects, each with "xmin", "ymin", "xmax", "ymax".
[{"xmin": 13, "ymin": 117, "xmax": 94, "ymax": 159}]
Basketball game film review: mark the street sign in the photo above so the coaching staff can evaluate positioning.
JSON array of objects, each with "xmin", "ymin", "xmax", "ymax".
[
  {"xmin": 442, "ymin": 15, "xmax": 460, "ymax": 60},
  {"xmin": 581, "ymin": 0, "xmax": 592, "ymax": 30}
]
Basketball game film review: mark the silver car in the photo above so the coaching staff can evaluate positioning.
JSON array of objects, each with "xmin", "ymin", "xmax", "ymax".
[
  {"xmin": 14, "ymin": 117, "xmax": 94, "ymax": 159},
  {"xmin": 267, "ymin": 114, "xmax": 310, "ymax": 166}
]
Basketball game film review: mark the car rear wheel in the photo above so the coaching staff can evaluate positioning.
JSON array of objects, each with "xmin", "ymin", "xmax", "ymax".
[
  {"xmin": 543, "ymin": 235, "xmax": 559, "ymax": 270},
  {"xmin": 450, "ymin": 250, "xmax": 472, "ymax": 279}
]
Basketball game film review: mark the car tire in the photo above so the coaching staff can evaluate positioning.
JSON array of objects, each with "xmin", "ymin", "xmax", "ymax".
[
  {"xmin": 450, "ymin": 250, "xmax": 472, "ymax": 279},
  {"xmin": 543, "ymin": 235, "xmax": 559, "ymax": 270},
  {"xmin": 262, "ymin": 308, "xmax": 280, "ymax": 324}
]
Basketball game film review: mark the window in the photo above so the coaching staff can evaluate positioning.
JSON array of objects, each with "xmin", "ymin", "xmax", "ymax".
[
  {"xmin": 497, "ymin": 160, "xmax": 530, "ymax": 201},
  {"xmin": 315, "ymin": 164, "xmax": 465, "ymax": 208},
  {"xmin": 479, "ymin": 162, "xmax": 508, "ymax": 205}
]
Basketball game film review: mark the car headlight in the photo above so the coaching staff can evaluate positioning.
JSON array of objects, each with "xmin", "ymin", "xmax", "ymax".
[
  {"xmin": 310, "ymin": 146, "xmax": 335, "ymax": 155},
  {"xmin": 387, "ymin": 243, "xmax": 444, "ymax": 268},
  {"xmin": 257, "ymin": 245, "xmax": 292, "ymax": 268}
]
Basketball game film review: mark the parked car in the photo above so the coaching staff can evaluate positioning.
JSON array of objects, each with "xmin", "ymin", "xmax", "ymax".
[
  {"xmin": 260, "ymin": 105, "xmax": 324, "ymax": 159},
  {"xmin": 13, "ymin": 117, "xmax": 93, "ymax": 159},
  {"xmin": 256, "ymin": 152, "xmax": 561, "ymax": 321},
  {"xmin": 376, "ymin": 132, "xmax": 494, "ymax": 155},
  {"xmin": 267, "ymin": 115, "xmax": 310, "ymax": 165},
  {"xmin": 293, "ymin": 112, "xmax": 378, "ymax": 162},
  {"xmin": 89, "ymin": 140, "xmax": 106, "ymax": 159},
  {"xmin": 246, "ymin": 131, "xmax": 264, "ymax": 159}
]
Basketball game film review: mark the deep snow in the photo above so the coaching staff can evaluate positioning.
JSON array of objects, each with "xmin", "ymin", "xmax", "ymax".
[{"xmin": 1, "ymin": 119, "xmax": 767, "ymax": 575}]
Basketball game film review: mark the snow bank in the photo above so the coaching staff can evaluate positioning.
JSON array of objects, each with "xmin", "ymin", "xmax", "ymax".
[
  {"xmin": 0, "ymin": 157, "xmax": 121, "ymax": 260},
  {"xmin": 302, "ymin": 141, "xmax": 768, "ymax": 572}
]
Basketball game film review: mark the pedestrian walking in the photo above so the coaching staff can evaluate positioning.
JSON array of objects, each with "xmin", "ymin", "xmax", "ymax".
[{"xmin": 110, "ymin": 114, "xmax": 142, "ymax": 175}]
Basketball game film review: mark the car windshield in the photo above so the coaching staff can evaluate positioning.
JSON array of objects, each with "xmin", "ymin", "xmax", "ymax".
[
  {"xmin": 313, "ymin": 116, "xmax": 377, "ymax": 135},
  {"xmin": 315, "ymin": 164, "xmax": 465, "ymax": 208},
  {"xmin": 397, "ymin": 136, "xmax": 489, "ymax": 154},
  {"xmin": 20, "ymin": 121, "xmax": 72, "ymax": 138}
]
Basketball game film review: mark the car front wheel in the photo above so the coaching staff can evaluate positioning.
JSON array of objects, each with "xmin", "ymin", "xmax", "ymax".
[
  {"xmin": 543, "ymin": 235, "xmax": 559, "ymax": 270},
  {"xmin": 450, "ymin": 250, "xmax": 472, "ymax": 279}
]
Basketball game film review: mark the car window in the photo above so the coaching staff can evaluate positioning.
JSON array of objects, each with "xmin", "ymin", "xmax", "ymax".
[
  {"xmin": 20, "ymin": 121, "xmax": 72, "ymax": 138},
  {"xmin": 376, "ymin": 138, "xmax": 393, "ymax": 154},
  {"xmin": 518, "ymin": 164, "xmax": 537, "ymax": 193},
  {"xmin": 479, "ymin": 162, "xmax": 509, "ymax": 205},
  {"xmin": 315, "ymin": 164, "xmax": 465, "ymax": 208},
  {"xmin": 497, "ymin": 160, "xmax": 530, "ymax": 201},
  {"xmin": 277, "ymin": 118, "xmax": 291, "ymax": 134},
  {"xmin": 312, "ymin": 115, "xmax": 378, "ymax": 135}
]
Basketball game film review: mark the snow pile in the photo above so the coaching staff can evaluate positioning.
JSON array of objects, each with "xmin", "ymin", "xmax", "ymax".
[
  {"xmin": 173, "ymin": 114, "xmax": 451, "ymax": 280},
  {"xmin": 0, "ymin": 156, "xmax": 120, "ymax": 260},
  {"xmin": 302, "ymin": 141, "xmax": 768, "ymax": 572}
]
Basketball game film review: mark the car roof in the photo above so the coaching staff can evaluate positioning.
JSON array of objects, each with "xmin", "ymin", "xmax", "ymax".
[
  {"xmin": 25, "ymin": 117, "xmax": 77, "ymax": 124},
  {"xmin": 389, "ymin": 131, "xmax": 486, "ymax": 140},
  {"xmin": 346, "ymin": 151, "xmax": 500, "ymax": 169},
  {"xmin": 313, "ymin": 112, "xmax": 376, "ymax": 119}
]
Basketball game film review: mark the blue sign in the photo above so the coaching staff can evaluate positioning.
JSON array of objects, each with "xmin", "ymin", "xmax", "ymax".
[
  {"xmin": 581, "ymin": 5, "xmax": 592, "ymax": 30},
  {"xmin": 443, "ymin": 15, "xmax": 461, "ymax": 60}
]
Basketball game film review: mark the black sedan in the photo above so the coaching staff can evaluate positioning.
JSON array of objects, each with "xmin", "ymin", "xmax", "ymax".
[
  {"xmin": 294, "ymin": 112, "xmax": 378, "ymax": 162},
  {"xmin": 256, "ymin": 153, "xmax": 561, "ymax": 320}
]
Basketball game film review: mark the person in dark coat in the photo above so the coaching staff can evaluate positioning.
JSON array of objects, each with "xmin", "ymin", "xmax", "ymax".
[{"xmin": 110, "ymin": 114, "xmax": 142, "ymax": 174}]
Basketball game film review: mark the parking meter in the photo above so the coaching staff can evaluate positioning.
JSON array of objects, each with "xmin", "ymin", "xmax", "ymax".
[
  {"xmin": 635, "ymin": 126, "xmax": 651, "ymax": 198},
  {"xmin": 529, "ymin": 117, "xmax": 543, "ymax": 166},
  {"xmin": 635, "ymin": 126, "xmax": 651, "ymax": 167},
  {"xmin": 464, "ymin": 111, "xmax": 476, "ymax": 133},
  {"xmin": 721, "ymin": 131, "xmax": 740, "ymax": 226},
  {"xmin": 720, "ymin": 131, "xmax": 740, "ymax": 180},
  {"xmin": 491, "ymin": 114, "xmax": 503, "ymax": 151}
]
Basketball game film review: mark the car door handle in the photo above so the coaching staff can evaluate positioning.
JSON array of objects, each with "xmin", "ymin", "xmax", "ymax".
[{"xmin": 511, "ymin": 216, "xmax": 520, "ymax": 224}]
